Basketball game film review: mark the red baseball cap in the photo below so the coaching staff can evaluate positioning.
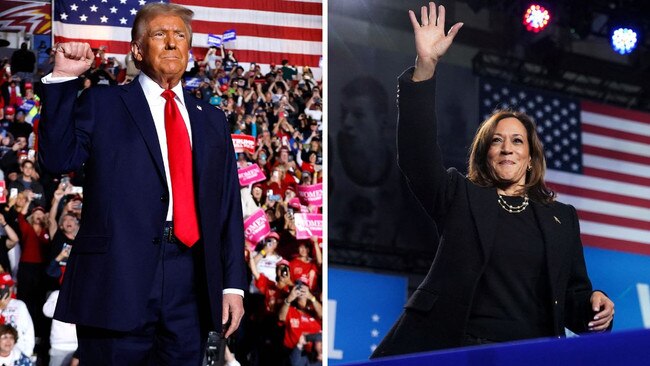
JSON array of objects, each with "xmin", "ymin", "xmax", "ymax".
[
  {"xmin": 5, "ymin": 106, "xmax": 15, "ymax": 115},
  {"xmin": 0, "ymin": 273, "xmax": 14, "ymax": 287}
]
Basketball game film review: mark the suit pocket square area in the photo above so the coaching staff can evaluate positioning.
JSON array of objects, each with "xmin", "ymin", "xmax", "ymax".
[
  {"xmin": 404, "ymin": 289, "xmax": 439, "ymax": 312},
  {"xmin": 197, "ymin": 105, "xmax": 202, "ymax": 111},
  {"xmin": 554, "ymin": 216, "xmax": 561, "ymax": 224}
]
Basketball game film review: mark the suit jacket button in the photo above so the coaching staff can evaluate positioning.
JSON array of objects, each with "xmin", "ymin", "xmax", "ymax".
[
  {"xmin": 160, "ymin": 194, "xmax": 168, "ymax": 202},
  {"xmin": 152, "ymin": 237, "xmax": 161, "ymax": 245}
]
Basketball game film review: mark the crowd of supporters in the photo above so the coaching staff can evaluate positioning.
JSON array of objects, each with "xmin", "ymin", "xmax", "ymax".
[{"xmin": 0, "ymin": 42, "xmax": 322, "ymax": 366}]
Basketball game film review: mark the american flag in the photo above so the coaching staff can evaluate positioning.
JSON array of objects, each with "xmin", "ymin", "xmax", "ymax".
[
  {"xmin": 479, "ymin": 78, "xmax": 650, "ymax": 256},
  {"xmin": 52, "ymin": 0, "xmax": 322, "ymax": 67}
]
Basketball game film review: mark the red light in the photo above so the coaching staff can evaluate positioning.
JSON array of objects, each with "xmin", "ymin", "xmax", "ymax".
[{"xmin": 523, "ymin": 4, "xmax": 551, "ymax": 33}]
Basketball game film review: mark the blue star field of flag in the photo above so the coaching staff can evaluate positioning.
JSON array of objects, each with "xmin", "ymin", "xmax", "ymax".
[
  {"xmin": 55, "ymin": 0, "xmax": 167, "ymax": 27},
  {"xmin": 479, "ymin": 78, "xmax": 583, "ymax": 174}
]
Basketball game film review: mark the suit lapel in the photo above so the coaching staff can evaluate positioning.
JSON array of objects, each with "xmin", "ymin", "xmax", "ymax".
[
  {"xmin": 467, "ymin": 185, "xmax": 499, "ymax": 263},
  {"xmin": 184, "ymin": 93, "xmax": 207, "ymax": 181},
  {"xmin": 120, "ymin": 81, "xmax": 166, "ymax": 184},
  {"xmin": 531, "ymin": 201, "xmax": 565, "ymax": 288}
]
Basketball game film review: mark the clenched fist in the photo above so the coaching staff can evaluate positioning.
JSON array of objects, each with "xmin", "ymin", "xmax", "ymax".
[{"xmin": 52, "ymin": 42, "xmax": 95, "ymax": 78}]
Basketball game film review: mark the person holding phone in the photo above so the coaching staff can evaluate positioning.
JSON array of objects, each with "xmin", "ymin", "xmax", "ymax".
[
  {"xmin": 251, "ymin": 232, "xmax": 283, "ymax": 287},
  {"xmin": 46, "ymin": 184, "xmax": 79, "ymax": 287},
  {"xmin": 7, "ymin": 160, "xmax": 46, "ymax": 210},
  {"xmin": 278, "ymin": 280, "xmax": 321, "ymax": 350},
  {"xmin": 0, "ymin": 213, "xmax": 19, "ymax": 275}
]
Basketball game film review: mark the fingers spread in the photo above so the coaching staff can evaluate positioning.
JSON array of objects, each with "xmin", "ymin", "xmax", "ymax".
[
  {"xmin": 420, "ymin": 6, "xmax": 428, "ymax": 26},
  {"xmin": 437, "ymin": 4, "xmax": 445, "ymax": 27},
  {"xmin": 448, "ymin": 22, "xmax": 464, "ymax": 38},
  {"xmin": 429, "ymin": 2, "xmax": 436, "ymax": 25},
  {"xmin": 408, "ymin": 10, "xmax": 420, "ymax": 30}
]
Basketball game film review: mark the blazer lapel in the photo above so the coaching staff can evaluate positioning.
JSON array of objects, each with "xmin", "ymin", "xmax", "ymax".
[
  {"xmin": 531, "ymin": 201, "xmax": 565, "ymax": 288},
  {"xmin": 184, "ymin": 93, "xmax": 207, "ymax": 181},
  {"xmin": 467, "ymin": 185, "xmax": 499, "ymax": 263},
  {"xmin": 120, "ymin": 81, "xmax": 167, "ymax": 184}
]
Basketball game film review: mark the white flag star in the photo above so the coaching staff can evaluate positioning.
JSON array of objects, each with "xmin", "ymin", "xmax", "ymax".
[
  {"xmin": 371, "ymin": 329, "xmax": 379, "ymax": 337},
  {"xmin": 370, "ymin": 344, "xmax": 377, "ymax": 352},
  {"xmin": 120, "ymin": 0, "xmax": 127, "ymax": 3},
  {"xmin": 100, "ymin": 15, "xmax": 108, "ymax": 23},
  {"xmin": 110, "ymin": 6, "xmax": 118, "ymax": 13},
  {"xmin": 60, "ymin": 12, "xmax": 68, "ymax": 20},
  {"xmin": 70, "ymin": 3, "xmax": 78, "ymax": 11},
  {"xmin": 119, "ymin": 17, "xmax": 128, "ymax": 24},
  {"xmin": 371, "ymin": 314, "xmax": 380, "ymax": 322},
  {"xmin": 101, "ymin": 0, "xmax": 108, "ymax": 2},
  {"xmin": 79, "ymin": 14, "xmax": 88, "ymax": 22},
  {"xmin": 90, "ymin": 5, "xmax": 98, "ymax": 12},
  {"xmin": 130, "ymin": 8, "xmax": 137, "ymax": 15},
  {"xmin": 139, "ymin": 0, "xmax": 146, "ymax": 5}
]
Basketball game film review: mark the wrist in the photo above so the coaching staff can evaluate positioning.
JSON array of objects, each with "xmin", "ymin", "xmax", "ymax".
[{"xmin": 413, "ymin": 56, "xmax": 437, "ymax": 82}]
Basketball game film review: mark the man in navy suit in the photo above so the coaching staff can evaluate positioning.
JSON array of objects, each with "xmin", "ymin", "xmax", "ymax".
[{"xmin": 39, "ymin": 3, "xmax": 246, "ymax": 364}]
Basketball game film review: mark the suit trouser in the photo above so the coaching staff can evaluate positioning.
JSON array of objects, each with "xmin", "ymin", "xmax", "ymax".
[{"xmin": 77, "ymin": 222, "xmax": 208, "ymax": 365}]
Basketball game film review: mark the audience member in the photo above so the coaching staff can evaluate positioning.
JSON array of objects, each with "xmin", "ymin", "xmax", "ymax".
[
  {"xmin": 0, "ymin": 274, "xmax": 34, "ymax": 357},
  {"xmin": 0, "ymin": 324, "xmax": 32, "ymax": 366}
]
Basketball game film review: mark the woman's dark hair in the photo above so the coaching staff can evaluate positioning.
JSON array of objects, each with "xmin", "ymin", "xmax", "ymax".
[
  {"xmin": 467, "ymin": 110, "xmax": 556, "ymax": 204},
  {"xmin": 0, "ymin": 324, "xmax": 18, "ymax": 341}
]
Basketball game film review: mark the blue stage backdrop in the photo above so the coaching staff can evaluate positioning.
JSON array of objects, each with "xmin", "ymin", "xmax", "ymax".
[
  {"xmin": 328, "ymin": 268, "xmax": 408, "ymax": 365},
  {"xmin": 584, "ymin": 247, "xmax": 650, "ymax": 330},
  {"xmin": 330, "ymin": 248, "xmax": 650, "ymax": 364}
]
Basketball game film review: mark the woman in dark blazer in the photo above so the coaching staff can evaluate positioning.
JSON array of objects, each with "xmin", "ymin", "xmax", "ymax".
[{"xmin": 371, "ymin": 2, "xmax": 614, "ymax": 358}]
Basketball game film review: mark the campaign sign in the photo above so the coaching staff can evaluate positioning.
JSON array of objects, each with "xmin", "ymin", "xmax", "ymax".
[
  {"xmin": 238, "ymin": 164, "xmax": 266, "ymax": 186},
  {"xmin": 0, "ymin": 181, "xmax": 5, "ymax": 204},
  {"xmin": 243, "ymin": 209, "xmax": 270, "ymax": 249},
  {"xmin": 223, "ymin": 29, "xmax": 237, "ymax": 42},
  {"xmin": 207, "ymin": 33, "xmax": 222, "ymax": 47},
  {"xmin": 297, "ymin": 183, "xmax": 322, "ymax": 207},
  {"xmin": 293, "ymin": 213, "xmax": 322, "ymax": 240},
  {"xmin": 232, "ymin": 134, "xmax": 256, "ymax": 153},
  {"xmin": 328, "ymin": 268, "xmax": 407, "ymax": 364},
  {"xmin": 184, "ymin": 77, "xmax": 201, "ymax": 89}
]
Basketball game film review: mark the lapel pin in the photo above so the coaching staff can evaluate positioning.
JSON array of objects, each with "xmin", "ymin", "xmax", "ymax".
[
  {"xmin": 554, "ymin": 216, "xmax": 561, "ymax": 224},
  {"xmin": 196, "ymin": 105, "xmax": 202, "ymax": 111}
]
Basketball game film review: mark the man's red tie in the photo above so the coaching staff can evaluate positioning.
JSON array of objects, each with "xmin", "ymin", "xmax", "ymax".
[{"xmin": 161, "ymin": 90, "xmax": 199, "ymax": 247}]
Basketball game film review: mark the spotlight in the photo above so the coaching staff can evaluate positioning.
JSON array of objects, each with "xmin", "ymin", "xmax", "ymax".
[
  {"xmin": 610, "ymin": 27, "xmax": 638, "ymax": 54},
  {"xmin": 523, "ymin": 4, "xmax": 551, "ymax": 33}
]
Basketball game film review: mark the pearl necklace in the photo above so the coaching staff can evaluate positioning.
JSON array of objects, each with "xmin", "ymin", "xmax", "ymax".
[{"xmin": 497, "ymin": 194, "xmax": 529, "ymax": 213}]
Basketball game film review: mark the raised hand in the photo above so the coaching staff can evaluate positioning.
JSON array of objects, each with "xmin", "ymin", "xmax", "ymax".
[
  {"xmin": 408, "ymin": 2, "xmax": 463, "ymax": 81},
  {"xmin": 52, "ymin": 42, "xmax": 95, "ymax": 78}
]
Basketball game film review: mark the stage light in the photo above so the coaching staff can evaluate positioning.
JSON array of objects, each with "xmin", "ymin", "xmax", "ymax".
[
  {"xmin": 523, "ymin": 4, "xmax": 551, "ymax": 33},
  {"xmin": 610, "ymin": 27, "xmax": 638, "ymax": 54}
]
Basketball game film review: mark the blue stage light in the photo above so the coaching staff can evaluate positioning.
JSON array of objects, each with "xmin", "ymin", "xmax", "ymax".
[{"xmin": 610, "ymin": 27, "xmax": 638, "ymax": 54}]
